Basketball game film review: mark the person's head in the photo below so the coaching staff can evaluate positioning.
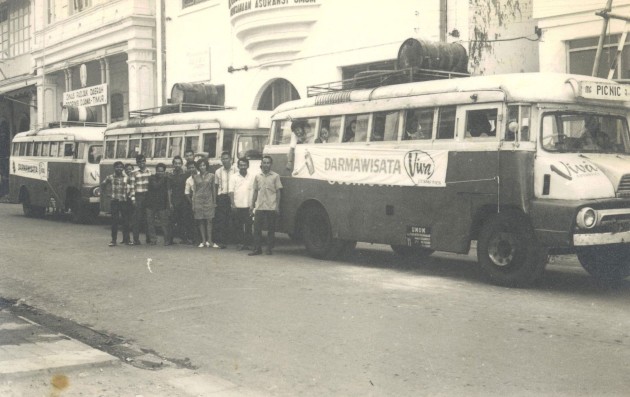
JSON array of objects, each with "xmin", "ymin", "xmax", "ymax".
[
  {"xmin": 113, "ymin": 161, "xmax": 124, "ymax": 174},
  {"xmin": 155, "ymin": 163, "xmax": 166, "ymax": 177},
  {"xmin": 585, "ymin": 116, "xmax": 600, "ymax": 133},
  {"xmin": 124, "ymin": 163, "xmax": 134, "ymax": 176},
  {"xmin": 184, "ymin": 150, "xmax": 194, "ymax": 163},
  {"xmin": 172, "ymin": 155, "xmax": 183, "ymax": 171},
  {"xmin": 195, "ymin": 158, "xmax": 209, "ymax": 173},
  {"xmin": 261, "ymin": 155, "xmax": 273, "ymax": 173},
  {"xmin": 291, "ymin": 120, "xmax": 306, "ymax": 142},
  {"xmin": 320, "ymin": 127, "xmax": 329, "ymax": 141},
  {"xmin": 220, "ymin": 151, "xmax": 232, "ymax": 169},
  {"xmin": 237, "ymin": 157, "xmax": 249, "ymax": 175},
  {"xmin": 135, "ymin": 154, "xmax": 147, "ymax": 169},
  {"xmin": 185, "ymin": 161, "xmax": 196, "ymax": 173},
  {"xmin": 349, "ymin": 120, "xmax": 357, "ymax": 132}
]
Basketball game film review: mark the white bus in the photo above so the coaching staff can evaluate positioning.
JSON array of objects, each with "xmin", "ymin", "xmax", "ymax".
[
  {"xmin": 100, "ymin": 105, "xmax": 269, "ymax": 212},
  {"xmin": 266, "ymin": 72, "xmax": 630, "ymax": 286},
  {"xmin": 9, "ymin": 123, "xmax": 105, "ymax": 222}
]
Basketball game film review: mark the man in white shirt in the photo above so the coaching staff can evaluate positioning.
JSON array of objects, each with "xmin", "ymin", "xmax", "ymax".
[
  {"xmin": 214, "ymin": 151, "xmax": 237, "ymax": 248},
  {"xmin": 229, "ymin": 158, "xmax": 256, "ymax": 250}
]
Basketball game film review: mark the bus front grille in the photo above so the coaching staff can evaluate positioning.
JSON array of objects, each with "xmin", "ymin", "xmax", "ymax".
[{"xmin": 617, "ymin": 174, "xmax": 630, "ymax": 197}]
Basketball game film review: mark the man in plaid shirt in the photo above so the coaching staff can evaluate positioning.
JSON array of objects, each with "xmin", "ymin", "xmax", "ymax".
[
  {"xmin": 130, "ymin": 154, "xmax": 152, "ymax": 245},
  {"xmin": 101, "ymin": 161, "xmax": 131, "ymax": 246}
]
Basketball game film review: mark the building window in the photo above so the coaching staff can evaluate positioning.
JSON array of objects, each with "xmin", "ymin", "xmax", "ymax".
[
  {"xmin": 0, "ymin": 0, "xmax": 30, "ymax": 58},
  {"xmin": 71, "ymin": 0, "xmax": 92, "ymax": 15},
  {"xmin": 568, "ymin": 35, "xmax": 629, "ymax": 79},
  {"xmin": 183, "ymin": 0, "xmax": 209, "ymax": 9},
  {"xmin": 257, "ymin": 79, "xmax": 299, "ymax": 111}
]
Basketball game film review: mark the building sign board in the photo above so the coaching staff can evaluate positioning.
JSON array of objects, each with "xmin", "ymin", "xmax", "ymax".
[
  {"xmin": 229, "ymin": 0, "xmax": 318, "ymax": 18},
  {"xmin": 63, "ymin": 83, "xmax": 108, "ymax": 107},
  {"xmin": 11, "ymin": 158, "xmax": 48, "ymax": 181}
]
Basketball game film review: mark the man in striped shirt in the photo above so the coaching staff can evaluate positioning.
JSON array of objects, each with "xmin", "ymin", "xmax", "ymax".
[{"xmin": 130, "ymin": 154, "xmax": 152, "ymax": 245}]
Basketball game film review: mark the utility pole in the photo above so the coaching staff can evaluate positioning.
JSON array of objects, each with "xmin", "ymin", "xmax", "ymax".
[{"xmin": 593, "ymin": 0, "xmax": 614, "ymax": 77}]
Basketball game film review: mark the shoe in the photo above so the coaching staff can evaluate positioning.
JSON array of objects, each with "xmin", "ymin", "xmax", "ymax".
[
  {"xmin": 133, "ymin": 241, "xmax": 141, "ymax": 246},
  {"xmin": 198, "ymin": 243, "xmax": 205, "ymax": 248},
  {"xmin": 248, "ymin": 250, "xmax": 262, "ymax": 256},
  {"xmin": 238, "ymin": 245, "xmax": 250, "ymax": 251},
  {"xmin": 265, "ymin": 249, "xmax": 273, "ymax": 255},
  {"xmin": 127, "ymin": 241, "xmax": 134, "ymax": 246},
  {"xmin": 204, "ymin": 241, "xmax": 211, "ymax": 248},
  {"xmin": 108, "ymin": 241, "xmax": 116, "ymax": 247},
  {"xmin": 149, "ymin": 241, "xmax": 157, "ymax": 246},
  {"xmin": 212, "ymin": 243, "xmax": 221, "ymax": 249}
]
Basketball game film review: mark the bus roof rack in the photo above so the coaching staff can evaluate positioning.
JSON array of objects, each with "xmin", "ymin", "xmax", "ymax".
[
  {"xmin": 46, "ymin": 121, "xmax": 107, "ymax": 128},
  {"xmin": 129, "ymin": 103, "xmax": 236, "ymax": 118},
  {"xmin": 306, "ymin": 67, "xmax": 470, "ymax": 97}
]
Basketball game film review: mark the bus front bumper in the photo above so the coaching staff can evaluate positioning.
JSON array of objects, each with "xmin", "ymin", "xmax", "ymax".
[{"xmin": 573, "ymin": 230, "xmax": 630, "ymax": 246}]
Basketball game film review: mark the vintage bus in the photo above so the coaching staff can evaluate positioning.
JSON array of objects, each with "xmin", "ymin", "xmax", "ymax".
[
  {"xmin": 8, "ymin": 123, "xmax": 105, "ymax": 222},
  {"xmin": 265, "ymin": 72, "xmax": 630, "ymax": 286},
  {"xmin": 99, "ymin": 105, "xmax": 269, "ymax": 213}
]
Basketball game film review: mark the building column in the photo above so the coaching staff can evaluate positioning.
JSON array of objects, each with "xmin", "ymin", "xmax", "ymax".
[
  {"xmin": 64, "ymin": 69, "xmax": 72, "ymax": 91},
  {"xmin": 127, "ymin": 48, "xmax": 156, "ymax": 111},
  {"xmin": 100, "ymin": 57, "xmax": 111, "ymax": 123},
  {"xmin": 37, "ymin": 75, "xmax": 58, "ymax": 127}
]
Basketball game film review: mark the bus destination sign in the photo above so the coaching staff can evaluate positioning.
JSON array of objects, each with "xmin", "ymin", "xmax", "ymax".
[{"xmin": 578, "ymin": 81, "xmax": 630, "ymax": 101}]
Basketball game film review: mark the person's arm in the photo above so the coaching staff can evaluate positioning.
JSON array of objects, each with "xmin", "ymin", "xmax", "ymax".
[
  {"xmin": 275, "ymin": 174, "xmax": 283, "ymax": 213},
  {"xmin": 250, "ymin": 177, "xmax": 258, "ymax": 215},
  {"xmin": 100, "ymin": 175, "xmax": 111, "ymax": 189},
  {"xmin": 166, "ymin": 178, "xmax": 173, "ymax": 210}
]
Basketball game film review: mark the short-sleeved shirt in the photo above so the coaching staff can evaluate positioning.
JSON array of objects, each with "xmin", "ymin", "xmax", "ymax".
[
  {"xmin": 253, "ymin": 171, "xmax": 282, "ymax": 211},
  {"xmin": 168, "ymin": 169, "xmax": 190, "ymax": 206},
  {"xmin": 229, "ymin": 171, "xmax": 255, "ymax": 208}
]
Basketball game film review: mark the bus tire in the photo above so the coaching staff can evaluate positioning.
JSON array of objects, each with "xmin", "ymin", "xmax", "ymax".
[
  {"xmin": 20, "ymin": 189, "xmax": 45, "ymax": 218},
  {"xmin": 576, "ymin": 245, "xmax": 630, "ymax": 282},
  {"xmin": 302, "ymin": 205, "xmax": 346, "ymax": 259},
  {"xmin": 391, "ymin": 245, "xmax": 434, "ymax": 258},
  {"xmin": 477, "ymin": 212, "xmax": 547, "ymax": 287}
]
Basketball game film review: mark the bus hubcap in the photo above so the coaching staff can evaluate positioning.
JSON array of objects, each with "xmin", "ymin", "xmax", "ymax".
[{"xmin": 488, "ymin": 232, "xmax": 516, "ymax": 267}]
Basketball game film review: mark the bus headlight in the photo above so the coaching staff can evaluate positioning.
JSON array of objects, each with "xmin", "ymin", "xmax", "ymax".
[
  {"xmin": 576, "ymin": 207, "xmax": 597, "ymax": 229},
  {"xmin": 92, "ymin": 186, "xmax": 101, "ymax": 197}
]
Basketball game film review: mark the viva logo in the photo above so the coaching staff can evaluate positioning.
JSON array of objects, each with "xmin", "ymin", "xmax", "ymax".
[
  {"xmin": 404, "ymin": 150, "xmax": 435, "ymax": 185},
  {"xmin": 550, "ymin": 160, "xmax": 600, "ymax": 181}
]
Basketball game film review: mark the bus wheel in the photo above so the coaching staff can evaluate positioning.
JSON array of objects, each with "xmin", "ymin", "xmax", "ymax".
[
  {"xmin": 576, "ymin": 245, "xmax": 630, "ymax": 282},
  {"xmin": 302, "ymin": 206, "xmax": 346, "ymax": 259},
  {"xmin": 391, "ymin": 245, "xmax": 434, "ymax": 258},
  {"xmin": 21, "ymin": 190, "xmax": 45, "ymax": 218},
  {"xmin": 477, "ymin": 212, "xmax": 547, "ymax": 287}
]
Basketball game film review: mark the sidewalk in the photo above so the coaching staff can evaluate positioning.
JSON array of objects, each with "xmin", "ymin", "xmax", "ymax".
[{"xmin": 0, "ymin": 307, "xmax": 267, "ymax": 397}]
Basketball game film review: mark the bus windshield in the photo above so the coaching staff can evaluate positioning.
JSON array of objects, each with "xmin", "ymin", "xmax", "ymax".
[{"xmin": 541, "ymin": 112, "xmax": 630, "ymax": 154}]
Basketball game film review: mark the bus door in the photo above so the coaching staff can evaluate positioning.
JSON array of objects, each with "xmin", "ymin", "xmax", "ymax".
[
  {"xmin": 234, "ymin": 132, "xmax": 266, "ymax": 171},
  {"xmin": 433, "ymin": 103, "xmax": 503, "ymax": 253},
  {"xmin": 202, "ymin": 130, "xmax": 220, "ymax": 171}
]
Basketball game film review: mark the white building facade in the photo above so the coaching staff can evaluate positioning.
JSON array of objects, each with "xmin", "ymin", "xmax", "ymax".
[
  {"xmin": 163, "ymin": 0, "xmax": 540, "ymax": 111},
  {"xmin": 535, "ymin": 0, "xmax": 630, "ymax": 79}
]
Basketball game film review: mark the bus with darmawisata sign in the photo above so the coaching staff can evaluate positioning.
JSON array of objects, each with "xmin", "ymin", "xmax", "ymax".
[
  {"xmin": 9, "ymin": 122, "xmax": 105, "ymax": 222},
  {"xmin": 265, "ymin": 71, "xmax": 630, "ymax": 286},
  {"xmin": 99, "ymin": 102, "xmax": 270, "ymax": 213}
]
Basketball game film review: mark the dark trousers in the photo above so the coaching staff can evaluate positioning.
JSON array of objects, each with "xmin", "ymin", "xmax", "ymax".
[
  {"xmin": 110, "ymin": 200, "xmax": 130, "ymax": 243},
  {"xmin": 132, "ymin": 192, "xmax": 148, "ymax": 243},
  {"xmin": 253, "ymin": 210, "xmax": 277, "ymax": 251},
  {"xmin": 171, "ymin": 201, "xmax": 195, "ymax": 243},
  {"xmin": 213, "ymin": 194, "xmax": 232, "ymax": 244},
  {"xmin": 147, "ymin": 208, "xmax": 171, "ymax": 244},
  {"xmin": 233, "ymin": 208, "xmax": 253, "ymax": 247}
]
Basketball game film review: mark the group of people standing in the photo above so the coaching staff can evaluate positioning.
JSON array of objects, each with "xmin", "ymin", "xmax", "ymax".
[{"xmin": 101, "ymin": 150, "xmax": 282, "ymax": 255}]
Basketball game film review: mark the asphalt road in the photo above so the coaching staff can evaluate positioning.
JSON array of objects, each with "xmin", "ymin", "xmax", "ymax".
[{"xmin": 1, "ymin": 203, "xmax": 629, "ymax": 396}]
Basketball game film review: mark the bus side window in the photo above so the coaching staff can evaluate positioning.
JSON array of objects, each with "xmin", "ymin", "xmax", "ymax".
[
  {"xmin": 404, "ymin": 108, "xmax": 434, "ymax": 140},
  {"xmin": 154, "ymin": 137, "xmax": 167, "ymax": 158},
  {"xmin": 371, "ymin": 111, "xmax": 398, "ymax": 142},
  {"xmin": 465, "ymin": 109, "xmax": 496, "ymax": 138},
  {"xmin": 185, "ymin": 136, "xmax": 199, "ymax": 155},
  {"xmin": 222, "ymin": 131, "xmax": 234, "ymax": 155},
  {"xmin": 42, "ymin": 142, "xmax": 50, "ymax": 157},
  {"xmin": 318, "ymin": 116, "xmax": 341, "ymax": 143},
  {"xmin": 116, "ymin": 140, "xmax": 128, "ymax": 159},
  {"xmin": 203, "ymin": 133, "xmax": 218, "ymax": 158},
  {"xmin": 141, "ymin": 139, "xmax": 154, "ymax": 158},
  {"xmin": 169, "ymin": 137, "xmax": 182, "ymax": 157},
  {"xmin": 105, "ymin": 140, "xmax": 115, "ymax": 159},
  {"xmin": 437, "ymin": 106, "xmax": 456, "ymax": 139},
  {"xmin": 344, "ymin": 114, "xmax": 369, "ymax": 142},
  {"xmin": 50, "ymin": 142, "xmax": 58, "ymax": 157},
  {"xmin": 272, "ymin": 120, "xmax": 292, "ymax": 145},
  {"xmin": 63, "ymin": 143, "xmax": 74, "ymax": 157},
  {"xmin": 26, "ymin": 142, "xmax": 33, "ymax": 156},
  {"xmin": 128, "ymin": 139, "xmax": 140, "ymax": 158}
]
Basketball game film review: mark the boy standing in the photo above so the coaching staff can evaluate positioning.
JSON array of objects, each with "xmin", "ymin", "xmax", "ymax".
[
  {"xmin": 214, "ymin": 151, "xmax": 236, "ymax": 248},
  {"xmin": 130, "ymin": 154, "xmax": 152, "ymax": 245},
  {"xmin": 249, "ymin": 156, "xmax": 282, "ymax": 256},
  {"xmin": 229, "ymin": 158, "xmax": 255, "ymax": 250},
  {"xmin": 146, "ymin": 163, "xmax": 172, "ymax": 245},
  {"xmin": 101, "ymin": 161, "xmax": 131, "ymax": 246}
]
